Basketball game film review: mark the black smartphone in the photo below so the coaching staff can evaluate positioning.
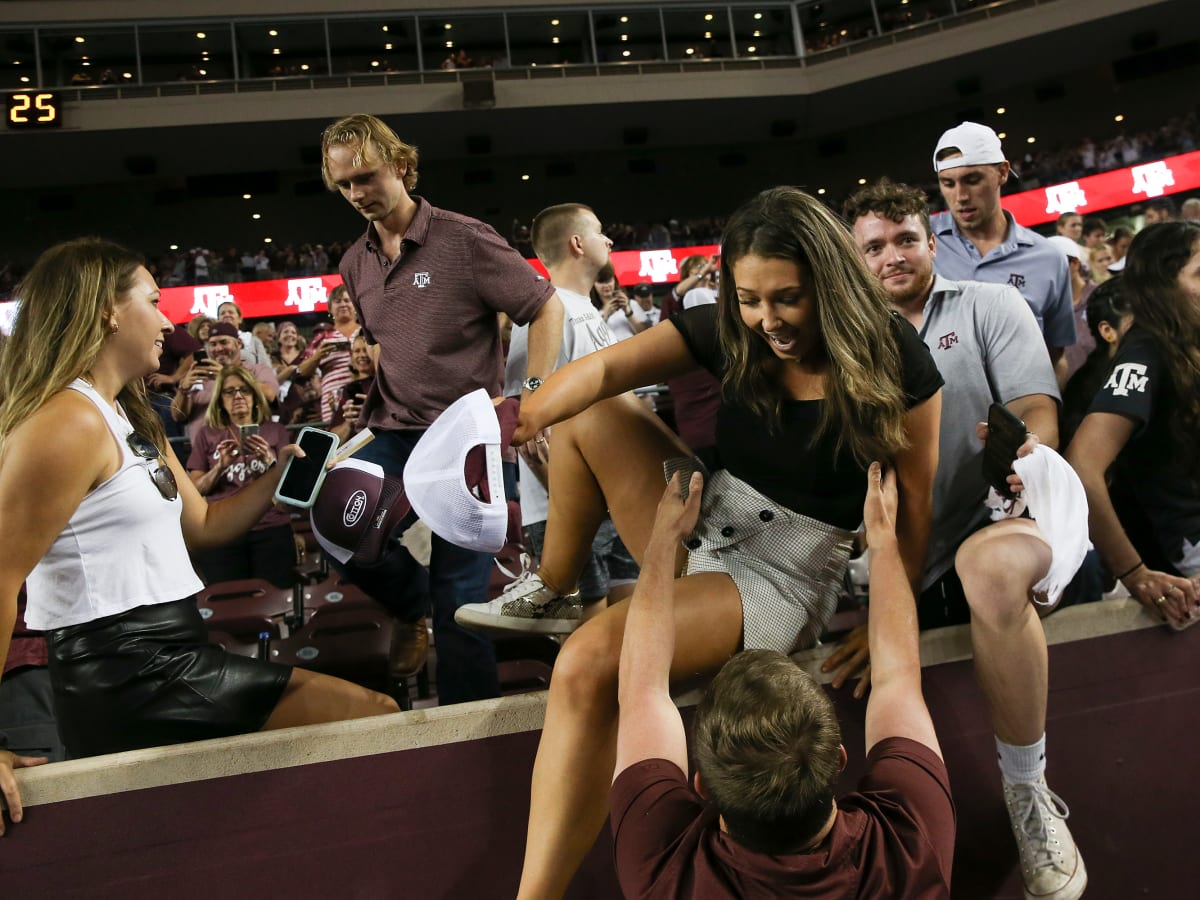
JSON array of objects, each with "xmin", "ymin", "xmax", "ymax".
[
  {"xmin": 193, "ymin": 349, "xmax": 208, "ymax": 363},
  {"xmin": 273, "ymin": 427, "xmax": 339, "ymax": 508},
  {"xmin": 982, "ymin": 403, "xmax": 1026, "ymax": 499},
  {"xmin": 343, "ymin": 380, "xmax": 366, "ymax": 404}
]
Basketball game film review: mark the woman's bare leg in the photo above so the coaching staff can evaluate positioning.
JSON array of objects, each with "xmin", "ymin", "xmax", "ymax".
[
  {"xmin": 516, "ymin": 572, "xmax": 743, "ymax": 900},
  {"xmin": 538, "ymin": 393, "xmax": 691, "ymax": 594},
  {"xmin": 261, "ymin": 668, "xmax": 399, "ymax": 731}
]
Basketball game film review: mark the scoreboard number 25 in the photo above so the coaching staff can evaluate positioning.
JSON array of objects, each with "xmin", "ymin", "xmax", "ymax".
[{"xmin": 6, "ymin": 92, "xmax": 62, "ymax": 129}]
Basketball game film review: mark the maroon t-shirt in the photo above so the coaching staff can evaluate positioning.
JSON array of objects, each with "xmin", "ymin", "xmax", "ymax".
[
  {"xmin": 610, "ymin": 737, "xmax": 954, "ymax": 899},
  {"xmin": 339, "ymin": 197, "xmax": 554, "ymax": 431},
  {"xmin": 186, "ymin": 421, "xmax": 293, "ymax": 531},
  {"xmin": 659, "ymin": 287, "xmax": 720, "ymax": 450}
]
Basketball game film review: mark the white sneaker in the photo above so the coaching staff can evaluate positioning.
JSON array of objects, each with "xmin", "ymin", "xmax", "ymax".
[
  {"xmin": 455, "ymin": 566, "xmax": 582, "ymax": 635},
  {"xmin": 1003, "ymin": 777, "xmax": 1087, "ymax": 900}
]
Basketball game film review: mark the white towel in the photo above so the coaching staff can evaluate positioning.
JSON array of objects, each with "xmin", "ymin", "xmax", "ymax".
[{"xmin": 983, "ymin": 445, "xmax": 1090, "ymax": 605}]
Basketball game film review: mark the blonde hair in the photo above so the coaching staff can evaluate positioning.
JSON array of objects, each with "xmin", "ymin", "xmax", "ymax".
[
  {"xmin": 204, "ymin": 365, "xmax": 269, "ymax": 429},
  {"xmin": 0, "ymin": 238, "xmax": 164, "ymax": 452},
  {"xmin": 718, "ymin": 187, "xmax": 909, "ymax": 467},
  {"xmin": 321, "ymin": 114, "xmax": 419, "ymax": 192}
]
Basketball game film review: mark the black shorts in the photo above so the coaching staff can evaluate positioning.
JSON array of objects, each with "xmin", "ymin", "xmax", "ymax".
[{"xmin": 46, "ymin": 598, "xmax": 292, "ymax": 758}]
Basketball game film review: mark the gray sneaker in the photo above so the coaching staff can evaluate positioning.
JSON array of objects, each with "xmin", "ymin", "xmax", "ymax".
[
  {"xmin": 455, "ymin": 569, "xmax": 582, "ymax": 635},
  {"xmin": 1003, "ymin": 777, "xmax": 1087, "ymax": 900}
]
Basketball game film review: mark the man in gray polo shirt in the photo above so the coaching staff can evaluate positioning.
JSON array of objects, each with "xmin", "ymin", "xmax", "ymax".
[
  {"xmin": 841, "ymin": 181, "xmax": 1087, "ymax": 900},
  {"xmin": 321, "ymin": 113, "xmax": 564, "ymax": 704},
  {"xmin": 931, "ymin": 122, "xmax": 1076, "ymax": 380}
]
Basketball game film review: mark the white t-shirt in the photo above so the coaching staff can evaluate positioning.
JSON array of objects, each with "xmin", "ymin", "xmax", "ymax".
[{"xmin": 505, "ymin": 287, "xmax": 613, "ymax": 524}]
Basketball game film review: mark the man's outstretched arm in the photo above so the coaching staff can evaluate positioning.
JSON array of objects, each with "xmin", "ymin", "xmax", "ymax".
[
  {"xmin": 613, "ymin": 472, "xmax": 704, "ymax": 781},
  {"xmin": 862, "ymin": 462, "xmax": 942, "ymax": 759}
]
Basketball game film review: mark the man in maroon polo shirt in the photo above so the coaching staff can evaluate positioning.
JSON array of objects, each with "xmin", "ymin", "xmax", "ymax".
[
  {"xmin": 610, "ymin": 464, "xmax": 954, "ymax": 898},
  {"xmin": 321, "ymin": 114, "xmax": 563, "ymax": 703}
]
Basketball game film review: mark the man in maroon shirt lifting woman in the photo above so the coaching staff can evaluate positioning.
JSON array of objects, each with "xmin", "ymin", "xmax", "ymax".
[{"xmin": 610, "ymin": 464, "xmax": 954, "ymax": 899}]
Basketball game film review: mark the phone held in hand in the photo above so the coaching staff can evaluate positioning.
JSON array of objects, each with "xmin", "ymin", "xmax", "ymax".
[
  {"xmin": 238, "ymin": 423, "xmax": 259, "ymax": 447},
  {"xmin": 273, "ymin": 426, "xmax": 339, "ymax": 508},
  {"xmin": 193, "ymin": 349, "xmax": 208, "ymax": 364},
  {"xmin": 982, "ymin": 402, "xmax": 1026, "ymax": 499},
  {"xmin": 343, "ymin": 380, "xmax": 366, "ymax": 404}
]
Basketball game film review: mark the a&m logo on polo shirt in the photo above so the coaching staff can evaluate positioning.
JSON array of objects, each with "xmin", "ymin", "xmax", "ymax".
[
  {"xmin": 937, "ymin": 332, "xmax": 959, "ymax": 351},
  {"xmin": 1007, "ymin": 273, "xmax": 1026, "ymax": 290},
  {"xmin": 413, "ymin": 272, "xmax": 431, "ymax": 288},
  {"xmin": 1104, "ymin": 362, "xmax": 1149, "ymax": 397}
]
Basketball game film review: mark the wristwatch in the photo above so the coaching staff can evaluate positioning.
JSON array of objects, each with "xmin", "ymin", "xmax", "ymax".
[{"xmin": 522, "ymin": 376, "xmax": 543, "ymax": 393}]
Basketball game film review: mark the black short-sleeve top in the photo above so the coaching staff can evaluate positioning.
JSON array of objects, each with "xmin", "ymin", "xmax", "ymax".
[{"xmin": 671, "ymin": 304, "xmax": 943, "ymax": 529}]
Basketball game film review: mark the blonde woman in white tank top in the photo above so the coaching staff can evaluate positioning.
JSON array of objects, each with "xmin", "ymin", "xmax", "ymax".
[{"xmin": 0, "ymin": 240, "xmax": 397, "ymax": 823}]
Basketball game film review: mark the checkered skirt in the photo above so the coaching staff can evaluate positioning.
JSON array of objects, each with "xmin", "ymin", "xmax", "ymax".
[{"xmin": 675, "ymin": 464, "xmax": 855, "ymax": 653}]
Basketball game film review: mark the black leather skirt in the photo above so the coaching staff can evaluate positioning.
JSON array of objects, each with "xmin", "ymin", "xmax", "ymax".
[{"xmin": 46, "ymin": 598, "xmax": 292, "ymax": 758}]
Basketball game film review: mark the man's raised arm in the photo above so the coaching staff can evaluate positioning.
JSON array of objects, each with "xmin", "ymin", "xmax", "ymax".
[
  {"xmin": 613, "ymin": 472, "xmax": 703, "ymax": 780},
  {"xmin": 862, "ymin": 462, "xmax": 942, "ymax": 758}
]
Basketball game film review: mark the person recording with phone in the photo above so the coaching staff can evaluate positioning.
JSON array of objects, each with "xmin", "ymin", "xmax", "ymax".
[
  {"xmin": 296, "ymin": 284, "xmax": 360, "ymax": 423},
  {"xmin": 329, "ymin": 334, "xmax": 375, "ymax": 443},
  {"xmin": 0, "ymin": 239, "xmax": 396, "ymax": 790},
  {"xmin": 187, "ymin": 365, "xmax": 296, "ymax": 588},
  {"xmin": 172, "ymin": 321, "xmax": 278, "ymax": 435}
]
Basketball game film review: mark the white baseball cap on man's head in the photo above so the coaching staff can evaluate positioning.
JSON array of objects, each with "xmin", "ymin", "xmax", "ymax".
[
  {"xmin": 403, "ymin": 389, "xmax": 518, "ymax": 554},
  {"xmin": 933, "ymin": 121, "xmax": 1008, "ymax": 172}
]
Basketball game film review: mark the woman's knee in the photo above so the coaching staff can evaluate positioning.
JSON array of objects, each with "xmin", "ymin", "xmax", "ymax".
[{"xmin": 550, "ymin": 620, "xmax": 621, "ymax": 707}]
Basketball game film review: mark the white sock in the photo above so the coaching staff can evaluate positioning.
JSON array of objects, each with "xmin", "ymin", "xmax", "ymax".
[{"xmin": 996, "ymin": 735, "xmax": 1046, "ymax": 785}]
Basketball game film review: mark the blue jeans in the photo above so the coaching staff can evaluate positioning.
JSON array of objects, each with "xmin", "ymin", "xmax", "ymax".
[{"xmin": 340, "ymin": 429, "xmax": 499, "ymax": 704}]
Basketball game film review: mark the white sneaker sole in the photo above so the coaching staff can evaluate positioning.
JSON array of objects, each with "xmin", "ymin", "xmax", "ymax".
[
  {"xmin": 455, "ymin": 605, "xmax": 581, "ymax": 636},
  {"xmin": 1023, "ymin": 850, "xmax": 1086, "ymax": 900}
]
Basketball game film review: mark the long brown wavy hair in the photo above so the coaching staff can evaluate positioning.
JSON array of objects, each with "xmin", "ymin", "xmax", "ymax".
[
  {"xmin": 716, "ymin": 187, "xmax": 909, "ymax": 466},
  {"xmin": 1121, "ymin": 221, "xmax": 1200, "ymax": 472},
  {"xmin": 0, "ymin": 238, "xmax": 166, "ymax": 453}
]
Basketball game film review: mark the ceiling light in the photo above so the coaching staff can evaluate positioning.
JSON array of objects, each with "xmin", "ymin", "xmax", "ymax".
[
  {"xmin": 122, "ymin": 72, "xmax": 132, "ymax": 78},
  {"xmin": 686, "ymin": 48, "xmax": 695, "ymax": 55},
  {"xmin": 753, "ymin": 30, "xmax": 761, "ymax": 36},
  {"xmin": 197, "ymin": 68, "xmax": 206, "ymax": 75},
  {"xmin": 444, "ymin": 23, "xmax": 452, "ymax": 30},
  {"xmin": 371, "ymin": 60, "xmax": 380, "ymax": 67},
  {"xmin": 74, "ymin": 36, "xmax": 85, "ymax": 43},
  {"xmin": 169, "ymin": 244, "xmax": 179, "ymax": 251},
  {"xmin": 385, "ymin": 43, "xmax": 393, "ymax": 50},
  {"xmin": 196, "ymin": 32, "xmax": 206, "ymax": 39},
  {"xmin": 552, "ymin": 36, "xmax": 560, "ymax": 44},
  {"xmin": 1026, "ymin": 136, "xmax": 1036, "ymax": 144},
  {"xmin": 551, "ymin": 18, "xmax": 560, "ymax": 26},
  {"xmin": 381, "ymin": 25, "xmax": 388, "ymax": 32},
  {"xmin": 445, "ymin": 41, "xmax": 453, "ymax": 48},
  {"xmin": 621, "ymin": 34, "xmax": 628, "ymax": 41},
  {"xmin": 705, "ymin": 14, "xmax": 714, "ymax": 21},
  {"xmin": 19, "ymin": 75, "xmax": 29, "ymax": 82},
  {"xmin": 622, "ymin": 50, "xmax": 631, "ymax": 57},
  {"xmin": 264, "ymin": 238, "xmax": 273, "ymax": 244},
  {"xmin": 997, "ymin": 132, "xmax": 1007, "ymax": 139},
  {"xmin": 747, "ymin": 45, "xmax": 757, "ymax": 52},
  {"xmin": 81, "ymin": 55, "xmax": 89, "ymax": 61},
  {"xmin": 1114, "ymin": 114, "xmax": 1125, "ymax": 122},
  {"xmin": 620, "ymin": 16, "xmax": 629, "ymax": 24},
  {"xmin": 521, "ymin": 174, "xmax": 530, "ymax": 181},
  {"xmin": 243, "ymin": 194, "xmax": 252, "ymax": 199},
  {"xmin": 252, "ymin": 214, "xmax": 261, "ymax": 220},
  {"xmin": 705, "ymin": 31, "xmax": 713, "ymax": 39},
  {"xmin": 817, "ymin": 188, "xmax": 826, "ymax": 195},
  {"xmin": 272, "ymin": 48, "xmax": 280, "ymax": 55},
  {"xmin": 268, "ymin": 29, "xmax": 278, "ymax": 37},
  {"xmin": 858, "ymin": 178, "xmax": 867, "ymax": 185},
  {"xmin": 754, "ymin": 12, "xmax": 763, "ymax": 19},
  {"xmin": 996, "ymin": 106, "xmax": 1006, "ymax": 114},
  {"xmin": 300, "ymin": 64, "xmax": 309, "ymax": 71}
]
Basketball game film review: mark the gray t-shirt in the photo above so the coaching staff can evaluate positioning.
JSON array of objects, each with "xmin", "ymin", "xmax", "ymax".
[{"xmin": 916, "ymin": 276, "xmax": 1060, "ymax": 587}]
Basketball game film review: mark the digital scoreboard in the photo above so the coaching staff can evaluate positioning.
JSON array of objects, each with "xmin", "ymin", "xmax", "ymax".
[{"xmin": 6, "ymin": 91, "xmax": 62, "ymax": 129}]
